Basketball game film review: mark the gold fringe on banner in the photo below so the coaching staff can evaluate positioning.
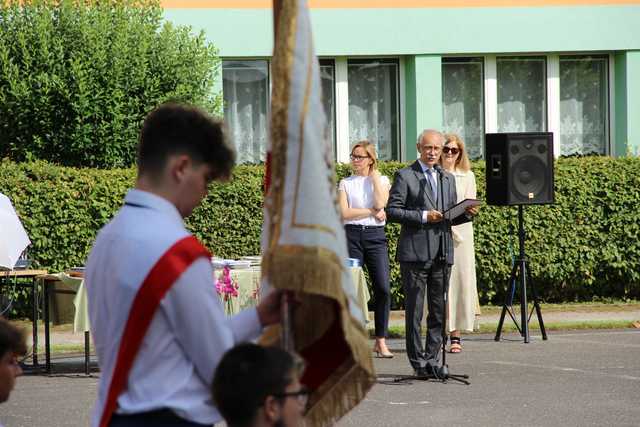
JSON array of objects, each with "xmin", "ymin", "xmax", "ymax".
[{"xmin": 262, "ymin": 246, "xmax": 375, "ymax": 427}]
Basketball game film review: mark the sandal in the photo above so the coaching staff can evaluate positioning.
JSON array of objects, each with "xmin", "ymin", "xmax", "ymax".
[
  {"xmin": 373, "ymin": 342, "xmax": 394, "ymax": 358},
  {"xmin": 449, "ymin": 336, "xmax": 462, "ymax": 353}
]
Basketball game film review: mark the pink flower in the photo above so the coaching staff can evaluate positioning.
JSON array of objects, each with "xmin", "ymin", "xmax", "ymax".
[{"xmin": 215, "ymin": 266, "xmax": 239, "ymax": 301}]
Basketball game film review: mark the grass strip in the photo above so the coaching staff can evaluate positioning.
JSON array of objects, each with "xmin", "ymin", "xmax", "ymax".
[{"xmin": 377, "ymin": 319, "xmax": 638, "ymax": 339}]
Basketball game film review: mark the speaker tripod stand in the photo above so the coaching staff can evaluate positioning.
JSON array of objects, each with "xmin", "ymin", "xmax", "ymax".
[{"xmin": 495, "ymin": 205, "xmax": 547, "ymax": 343}]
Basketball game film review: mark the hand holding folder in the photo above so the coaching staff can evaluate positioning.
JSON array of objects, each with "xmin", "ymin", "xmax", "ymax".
[{"xmin": 443, "ymin": 198, "xmax": 481, "ymax": 221}]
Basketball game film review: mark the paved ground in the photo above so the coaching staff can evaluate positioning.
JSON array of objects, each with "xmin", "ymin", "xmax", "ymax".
[
  {"xmin": 3, "ymin": 329, "xmax": 640, "ymax": 427},
  {"xmin": 341, "ymin": 330, "xmax": 640, "ymax": 427}
]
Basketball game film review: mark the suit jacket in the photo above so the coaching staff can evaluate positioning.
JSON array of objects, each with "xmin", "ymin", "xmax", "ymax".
[{"xmin": 386, "ymin": 161, "xmax": 470, "ymax": 265}]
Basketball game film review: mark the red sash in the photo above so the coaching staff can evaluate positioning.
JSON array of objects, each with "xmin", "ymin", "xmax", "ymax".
[{"xmin": 98, "ymin": 235, "xmax": 211, "ymax": 427}]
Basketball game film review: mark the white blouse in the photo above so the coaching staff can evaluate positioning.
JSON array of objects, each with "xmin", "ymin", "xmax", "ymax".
[{"xmin": 338, "ymin": 174, "xmax": 390, "ymax": 226}]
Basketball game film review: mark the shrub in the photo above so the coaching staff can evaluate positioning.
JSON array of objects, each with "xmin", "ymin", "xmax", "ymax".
[
  {"xmin": 2, "ymin": 156, "xmax": 639, "ymax": 316},
  {"xmin": 0, "ymin": 0, "xmax": 221, "ymax": 168}
]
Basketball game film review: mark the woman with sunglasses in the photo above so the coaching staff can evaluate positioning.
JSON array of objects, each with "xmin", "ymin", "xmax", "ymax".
[
  {"xmin": 440, "ymin": 134, "xmax": 481, "ymax": 353},
  {"xmin": 338, "ymin": 141, "xmax": 393, "ymax": 358}
]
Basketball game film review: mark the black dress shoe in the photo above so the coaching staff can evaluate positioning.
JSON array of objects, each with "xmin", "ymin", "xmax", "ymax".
[
  {"xmin": 414, "ymin": 366, "xmax": 436, "ymax": 378},
  {"xmin": 416, "ymin": 365, "xmax": 442, "ymax": 379},
  {"xmin": 414, "ymin": 368, "xmax": 427, "ymax": 378}
]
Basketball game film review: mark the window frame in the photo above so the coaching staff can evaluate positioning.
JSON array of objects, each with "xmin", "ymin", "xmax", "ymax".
[
  {"xmin": 557, "ymin": 53, "xmax": 611, "ymax": 156},
  {"xmin": 221, "ymin": 58, "xmax": 271, "ymax": 164},
  {"xmin": 339, "ymin": 57, "xmax": 402, "ymax": 163},
  {"xmin": 441, "ymin": 56, "xmax": 486, "ymax": 160},
  {"xmin": 444, "ymin": 52, "xmax": 612, "ymax": 158},
  {"xmin": 495, "ymin": 54, "xmax": 549, "ymax": 134},
  {"xmin": 319, "ymin": 58, "xmax": 337, "ymax": 159}
]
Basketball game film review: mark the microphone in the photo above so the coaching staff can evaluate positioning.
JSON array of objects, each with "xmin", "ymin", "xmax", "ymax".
[{"xmin": 433, "ymin": 164, "xmax": 444, "ymax": 175}]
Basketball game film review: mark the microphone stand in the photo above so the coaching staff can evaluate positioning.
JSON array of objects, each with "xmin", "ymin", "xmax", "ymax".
[{"xmin": 434, "ymin": 165, "xmax": 470, "ymax": 385}]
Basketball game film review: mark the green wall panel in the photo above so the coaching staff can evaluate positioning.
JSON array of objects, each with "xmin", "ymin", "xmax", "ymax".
[
  {"xmin": 164, "ymin": 6, "xmax": 640, "ymax": 57},
  {"xmin": 614, "ymin": 50, "xmax": 640, "ymax": 156},
  {"xmin": 615, "ymin": 52, "xmax": 628, "ymax": 156},
  {"xmin": 627, "ymin": 51, "xmax": 640, "ymax": 156},
  {"xmin": 404, "ymin": 55, "xmax": 442, "ymax": 161}
]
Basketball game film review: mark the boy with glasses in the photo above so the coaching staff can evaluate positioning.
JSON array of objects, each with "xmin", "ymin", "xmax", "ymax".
[{"xmin": 213, "ymin": 343, "xmax": 308, "ymax": 427}]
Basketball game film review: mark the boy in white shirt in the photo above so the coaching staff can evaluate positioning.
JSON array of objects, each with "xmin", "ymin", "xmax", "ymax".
[{"xmin": 85, "ymin": 103, "xmax": 282, "ymax": 427}]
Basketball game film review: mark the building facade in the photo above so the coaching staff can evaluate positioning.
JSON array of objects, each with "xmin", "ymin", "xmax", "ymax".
[{"xmin": 163, "ymin": 0, "xmax": 640, "ymax": 163}]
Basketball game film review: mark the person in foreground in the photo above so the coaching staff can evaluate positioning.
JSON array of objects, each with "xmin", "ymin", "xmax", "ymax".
[
  {"xmin": 338, "ymin": 141, "xmax": 393, "ymax": 358},
  {"xmin": 0, "ymin": 317, "xmax": 26, "ymax": 412},
  {"xmin": 212, "ymin": 343, "xmax": 308, "ymax": 427},
  {"xmin": 440, "ymin": 134, "xmax": 481, "ymax": 353},
  {"xmin": 85, "ymin": 103, "xmax": 282, "ymax": 427},
  {"xmin": 386, "ymin": 129, "xmax": 477, "ymax": 377}
]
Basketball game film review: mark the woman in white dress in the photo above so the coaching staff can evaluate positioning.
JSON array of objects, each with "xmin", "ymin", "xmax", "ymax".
[
  {"xmin": 441, "ymin": 134, "xmax": 481, "ymax": 353},
  {"xmin": 338, "ymin": 141, "xmax": 393, "ymax": 358}
]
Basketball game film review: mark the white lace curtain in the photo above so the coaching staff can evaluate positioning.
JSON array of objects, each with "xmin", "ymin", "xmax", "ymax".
[
  {"xmin": 559, "ymin": 56, "xmax": 608, "ymax": 155},
  {"xmin": 222, "ymin": 60, "xmax": 269, "ymax": 164},
  {"xmin": 442, "ymin": 59, "xmax": 484, "ymax": 159},
  {"xmin": 320, "ymin": 62, "xmax": 336, "ymax": 158},
  {"xmin": 348, "ymin": 60, "xmax": 399, "ymax": 161},
  {"xmin": 497, "ymin": 57, "xmax": 546, "ymax": 134}
]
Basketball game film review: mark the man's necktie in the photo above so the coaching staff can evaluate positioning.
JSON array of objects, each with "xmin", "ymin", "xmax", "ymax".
[{"xmin": 427, "ymin": 168, "xmax": 437, "ymax": 202}]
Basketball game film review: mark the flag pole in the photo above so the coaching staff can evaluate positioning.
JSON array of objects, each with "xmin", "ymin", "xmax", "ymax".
[{"xmin": 271, "ymin": 0, "xmax": 294, "ymax": 353}]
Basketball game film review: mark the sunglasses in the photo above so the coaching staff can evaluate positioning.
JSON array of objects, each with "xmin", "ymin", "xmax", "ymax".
[{"xmin": 442, "ymin": 147, "xmax": 460, "ymax": 155}]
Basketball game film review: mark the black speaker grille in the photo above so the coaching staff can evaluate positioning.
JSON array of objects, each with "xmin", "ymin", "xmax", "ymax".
[{"xmin": 510, "ymin": 156, "xmax": 547, "ymax": 202}]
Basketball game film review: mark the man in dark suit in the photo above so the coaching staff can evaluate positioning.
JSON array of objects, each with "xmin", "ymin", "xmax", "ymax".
[{"xmin": 387, "ymin": 129, "xmax": 476, "ymax": 376}]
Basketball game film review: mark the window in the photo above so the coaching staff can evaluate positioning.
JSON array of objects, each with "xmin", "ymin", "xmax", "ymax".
[
  {"xmin": 559, "ymin": 55, "xmax": 608, "ymax": 155},
  {"xmin": 222, "ymin": 60, "xmax": 269, "ymax": 163},
  {"xmin": 442, "ymin": 57, "xmax": 484, "ymax": 159},
  {"xmin": 347, "ymin": 59, "xmax": 399, "ymax": 161},
  {"xmin": 320, "ymin": 59, "xmax": 336, "ymax": 157},
  {"xmin": 497, "ymin": 56, "xmax": 546, "ymax": 133}
]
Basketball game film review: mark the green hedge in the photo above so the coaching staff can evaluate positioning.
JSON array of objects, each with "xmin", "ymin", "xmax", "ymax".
[{"xmin": 2, "ymin": 157, "xmax": 639, "ymax": 315}]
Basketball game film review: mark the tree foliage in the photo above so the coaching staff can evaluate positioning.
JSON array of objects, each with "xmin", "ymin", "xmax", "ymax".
[{"xmin": 0, "ymin": 0, "xmax": 221, "ymax": 167}]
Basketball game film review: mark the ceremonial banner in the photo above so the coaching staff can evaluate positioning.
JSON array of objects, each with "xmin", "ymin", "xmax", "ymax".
[{"xmin": 261, "ymin": 0, "xmax": 374, "ymax": 425}]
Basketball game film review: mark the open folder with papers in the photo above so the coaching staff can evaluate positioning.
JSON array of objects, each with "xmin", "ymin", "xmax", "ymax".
[{"xmin": 443, "ymin": 198, "xmax": 481, "ymax": 221}]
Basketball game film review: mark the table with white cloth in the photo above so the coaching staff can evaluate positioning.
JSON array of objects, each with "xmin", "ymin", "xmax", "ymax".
[
  {"xmin": 215, "ymin": 266, "xmax": 370, "ymax": 323},
  {"xmin": 66, "ymin": 265, "xmax": 370, "ymax": 373},
  {"xmin": 37, "ymin": 273, "xmax": 91, "ymax": 374}
]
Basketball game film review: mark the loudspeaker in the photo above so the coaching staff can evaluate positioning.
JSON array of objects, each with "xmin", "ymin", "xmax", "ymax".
[{"xmin": 485, "ymin": 132, "xmax": 554, "ymax": 205}]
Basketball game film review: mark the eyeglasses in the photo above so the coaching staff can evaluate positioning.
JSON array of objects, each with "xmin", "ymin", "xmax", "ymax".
[
  {"xmin": 274, "ymin": 387, "xmax": 310, "ymax": 407},
  {"xmin": 350, "ymin": 154, "xmax": 369, "ymax": 161},
  {"xmin": 442, "ymin": 147, "xmax": 460, "ymax": 155}
]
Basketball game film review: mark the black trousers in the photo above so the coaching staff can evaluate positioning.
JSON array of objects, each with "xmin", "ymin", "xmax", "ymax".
[
  {"xmin": 345, "ymin": 225, "xmax": 391, "ymax": 337},
  {"xmin": 109, "ymin": 409, "xmax": 211, "ymax": 427},
  {"xmin": 400, "ymin": 260, "xmax": 449, "ymax": 371}
]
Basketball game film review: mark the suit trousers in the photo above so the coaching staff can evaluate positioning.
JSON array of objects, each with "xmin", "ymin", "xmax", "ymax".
[
  {"xmin": 345, "ymin": 225, "xmax": 391, "ymax": 337},
  {"xmin": 400, "ymin": 260, "xmax": 448, "ymax": 370}
]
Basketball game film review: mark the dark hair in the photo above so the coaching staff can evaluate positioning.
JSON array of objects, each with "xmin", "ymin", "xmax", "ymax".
[
  {"xmin": 137, "ymin": 102, "xmax": 236, "ymax": 181},
  {"xmin": 0, "ymin": 317, "xmax": 26, "ymax": 357},
  {"xmin": 212, "ymin": 343, "xmax": 300, "ymax": 427}
]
